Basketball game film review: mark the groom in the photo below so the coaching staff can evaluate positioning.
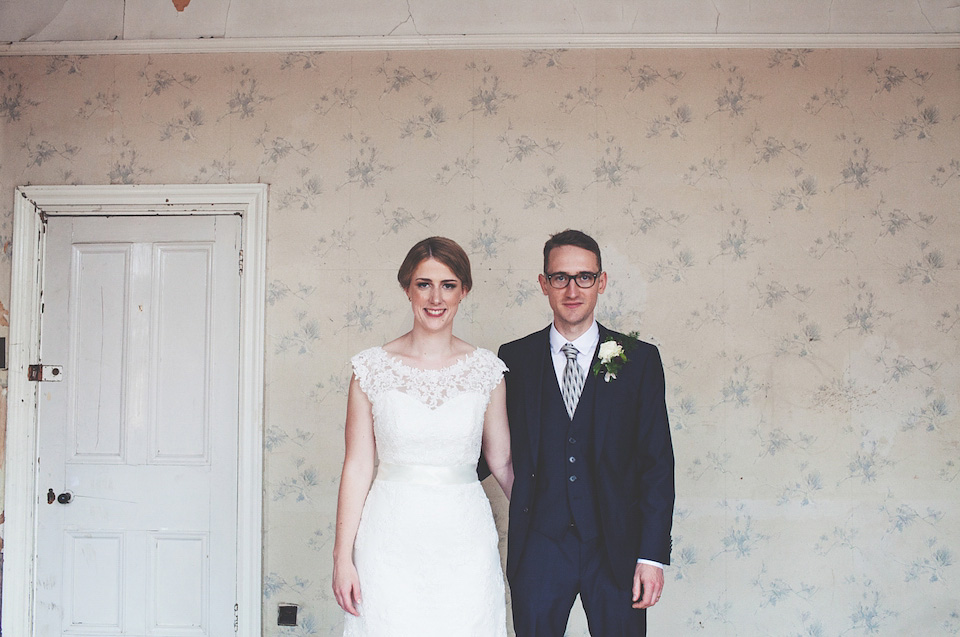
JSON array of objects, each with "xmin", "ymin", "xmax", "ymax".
[{"xmin": 498, "ymin": 230, "xmax": 675, "ymax": 635}]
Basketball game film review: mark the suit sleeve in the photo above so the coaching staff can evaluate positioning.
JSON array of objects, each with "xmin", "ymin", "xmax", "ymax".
[{"xmin": 634, "ymin": 344, "xmax": 675, "ymax": 565}]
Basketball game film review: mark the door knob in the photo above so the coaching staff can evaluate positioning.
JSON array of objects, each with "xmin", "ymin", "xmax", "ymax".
[{"xmin": 47, "ymin": 488, "xmax": 72, "ymax": 504}]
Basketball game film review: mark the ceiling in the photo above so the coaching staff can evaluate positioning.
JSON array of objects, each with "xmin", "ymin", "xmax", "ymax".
[{"xmin": 1, "ymin": 0, "xmax": 959, "ymax": 53}]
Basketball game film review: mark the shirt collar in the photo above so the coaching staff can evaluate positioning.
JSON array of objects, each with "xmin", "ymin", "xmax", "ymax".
[{"xmin": 549, "ymin": 321, "xmax": 600, "ymax": 356}]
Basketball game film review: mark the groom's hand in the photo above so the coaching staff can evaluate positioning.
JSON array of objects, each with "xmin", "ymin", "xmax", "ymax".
[{"xmin": 632, "ymin": 562, "xmax": 664, "ymax": 609}]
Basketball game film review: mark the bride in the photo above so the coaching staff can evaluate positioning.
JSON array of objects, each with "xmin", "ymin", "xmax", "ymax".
[{"xmin": 332, "ymin": 237, "xmax": 514, "ymax": 636}]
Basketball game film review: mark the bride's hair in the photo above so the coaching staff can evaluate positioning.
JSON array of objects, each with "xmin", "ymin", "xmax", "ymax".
[{"xmin": 397, "ymin": 236, "xmax": 473, "ymax": 293}]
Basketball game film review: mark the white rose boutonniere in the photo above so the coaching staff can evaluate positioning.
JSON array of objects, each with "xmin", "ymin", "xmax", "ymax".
[{"xmin": 592, "ymin": 331, "xmax": 641, "ymax": 382}]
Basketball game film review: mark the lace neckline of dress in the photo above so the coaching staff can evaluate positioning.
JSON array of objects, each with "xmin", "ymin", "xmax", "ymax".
[{"xmin": 378, "ymin": 346, "xmax": 481, "ymax": 374}]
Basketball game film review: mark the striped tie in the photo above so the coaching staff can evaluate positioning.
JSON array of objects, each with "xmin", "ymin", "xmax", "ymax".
[{"xmin": 561, "ymin": 343, "xmax": 584, "ymax": 420}]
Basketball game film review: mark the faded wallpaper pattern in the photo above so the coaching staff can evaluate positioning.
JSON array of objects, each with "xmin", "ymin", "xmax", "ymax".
[{"xmin": 1, "ymin": 49, "xmax": 959, "ymax": 635}]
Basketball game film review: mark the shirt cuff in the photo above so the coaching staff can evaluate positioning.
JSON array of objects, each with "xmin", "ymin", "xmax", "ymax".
[{"xmin": 636, "ymin": 559, "xmax": 664, "ymax": 569}]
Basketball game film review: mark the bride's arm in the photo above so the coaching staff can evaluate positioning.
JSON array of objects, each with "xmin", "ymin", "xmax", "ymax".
[
  {"xmin": 482, "ymin": 381, "xmax": 514, "ymax": 501},
  {"xmin": 332, "ymin": 374, "xmax": 376, "ymax": 617}
]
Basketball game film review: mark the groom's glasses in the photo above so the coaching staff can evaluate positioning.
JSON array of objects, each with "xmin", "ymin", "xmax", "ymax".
[{"xmin": 545, "ymin": 271, "xmax": 602, "ymax": 289}]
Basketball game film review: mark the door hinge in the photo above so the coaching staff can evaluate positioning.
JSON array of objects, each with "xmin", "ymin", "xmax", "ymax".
[
  {"xmin": 234, "ymin": 602, "xmax": 239, "ymax": 632},
  {"xmin": 28, "ymin": 364, "xmax": 64, "ymax": 382},
  {"xmin": 238, "ymin": 249, "xmax": 244, "ymax": 275}
]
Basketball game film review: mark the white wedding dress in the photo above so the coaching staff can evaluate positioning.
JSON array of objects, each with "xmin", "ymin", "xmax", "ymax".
[{"xmin": 344, "ymin": 346, "xmax": 508, "ymax": 637}]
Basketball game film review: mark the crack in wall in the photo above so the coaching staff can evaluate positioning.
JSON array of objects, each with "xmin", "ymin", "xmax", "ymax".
[
  {"xmin": 916, "ymin": 0, "xmax": 936, "ymax": 32},
  {"xmin": 387, "ymin": 0, "xmax": 420, "ymax": 36},
  {"xmin": 31, "ymin": 0, "xmax": 72, "ymax": 40},
  {"xmin": 223, "ymin": 0, "xmax": 233, "ymax": 37},
  {"xmin": 569, "ymin": 0, "xmax": 585, "ymax": 33}
]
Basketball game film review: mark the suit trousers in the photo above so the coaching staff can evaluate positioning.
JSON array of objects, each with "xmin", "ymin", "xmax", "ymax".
[{"xmin": 510, "ymin": 528, "xmax": 646, "ymax": 636}]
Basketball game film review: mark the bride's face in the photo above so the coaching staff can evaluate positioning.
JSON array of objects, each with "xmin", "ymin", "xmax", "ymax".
[{"xmin": 407, "ymin": 258, "xmax": 467, "ymax": 332}]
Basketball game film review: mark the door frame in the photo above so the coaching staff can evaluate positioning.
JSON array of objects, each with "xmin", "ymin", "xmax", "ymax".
[{"xmin": 2, "ymin": 184, "xmax": 266, "ymax": 637}]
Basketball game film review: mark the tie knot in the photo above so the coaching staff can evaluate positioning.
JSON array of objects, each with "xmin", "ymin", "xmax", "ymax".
[{"xmin": 561, "ymin": 343, "xmax": 578, "ymax": 360}]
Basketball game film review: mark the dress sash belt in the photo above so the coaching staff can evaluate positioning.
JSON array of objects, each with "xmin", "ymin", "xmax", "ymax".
[{"xmin": 376, "ymin": 462, "xmax": 477, "ymax": 485}]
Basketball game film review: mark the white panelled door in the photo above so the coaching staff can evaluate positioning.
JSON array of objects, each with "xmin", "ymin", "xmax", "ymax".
[{"xmin": 35, "ymin": 215, "xmax": 241, "ymax": 637}]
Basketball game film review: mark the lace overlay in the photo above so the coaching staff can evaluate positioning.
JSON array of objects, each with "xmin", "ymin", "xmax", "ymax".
[
  {"xmin": 352, "ymin": 347, "xmax": 505, "ymax": 409},
  {"xmin": 344, "ymin": 347, "xmax": 508, "ymax": 637}
]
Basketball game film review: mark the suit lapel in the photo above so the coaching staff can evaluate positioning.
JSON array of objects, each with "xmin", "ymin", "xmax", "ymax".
[
  {"xmin": 523, "ymin": 326, "xmax": 551, "ymax": 468},
  {"xmin": 592, "ymin": 323, "xmax": 612, "ymax": 461}
]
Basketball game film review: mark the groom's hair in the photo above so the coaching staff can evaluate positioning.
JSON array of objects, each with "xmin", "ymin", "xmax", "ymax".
[
  {"xmin": 543, "ymin": 229, "xmax": 602, "ymax": 273},
  {"xmin": 398, "ymin": 236, "xmax": 473, "ymax": 292}
]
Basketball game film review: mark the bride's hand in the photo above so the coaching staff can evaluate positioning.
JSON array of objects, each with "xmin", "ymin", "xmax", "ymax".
[{"xmin": 333, "ymin": 560, "xmax": 363, "ymax": 616}]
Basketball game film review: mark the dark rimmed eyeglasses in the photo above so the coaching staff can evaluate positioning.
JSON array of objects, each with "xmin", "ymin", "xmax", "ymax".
[{"xmin": 544, "ymin": 271, "xmax": 602, "ymax": 289}]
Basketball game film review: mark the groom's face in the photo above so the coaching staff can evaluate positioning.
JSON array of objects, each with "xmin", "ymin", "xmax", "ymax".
[{"xmin": 539, "ymin": 245, "xmax": 606, "ymax": 339}]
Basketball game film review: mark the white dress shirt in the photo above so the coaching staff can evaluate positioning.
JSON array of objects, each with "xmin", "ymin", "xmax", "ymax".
[
  {"xmin": 548, "ymin": 321, "xmax": 664, "ymax": 571},
  {"xmin": 548, "ymin": 322, "xmax": 600, "ymax": 388}
]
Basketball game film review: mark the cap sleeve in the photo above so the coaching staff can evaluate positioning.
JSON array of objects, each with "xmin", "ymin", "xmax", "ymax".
[
  {"xmin": 476, "ymin": 348, "xmax": 508, "ymax": 396},
  {"xmin": 350, "ymin": 347, "xmax": 382, "ymax": 401}
]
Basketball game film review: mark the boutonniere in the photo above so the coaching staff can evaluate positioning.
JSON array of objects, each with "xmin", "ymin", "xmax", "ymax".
[{"xmin": 592, "ymin": 332, "xmax": 640, "ymax": 382}]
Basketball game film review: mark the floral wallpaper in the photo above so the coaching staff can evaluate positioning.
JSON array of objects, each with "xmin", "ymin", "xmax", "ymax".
[{"xmin": 1, "ymin": 48, "xmax": 958, "ymax": 635}]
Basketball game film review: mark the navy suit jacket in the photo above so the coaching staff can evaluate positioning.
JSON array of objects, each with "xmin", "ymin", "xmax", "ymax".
[{"xmin": 497, "ymin": 324, "xmax": 675, "ymax": 589}]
